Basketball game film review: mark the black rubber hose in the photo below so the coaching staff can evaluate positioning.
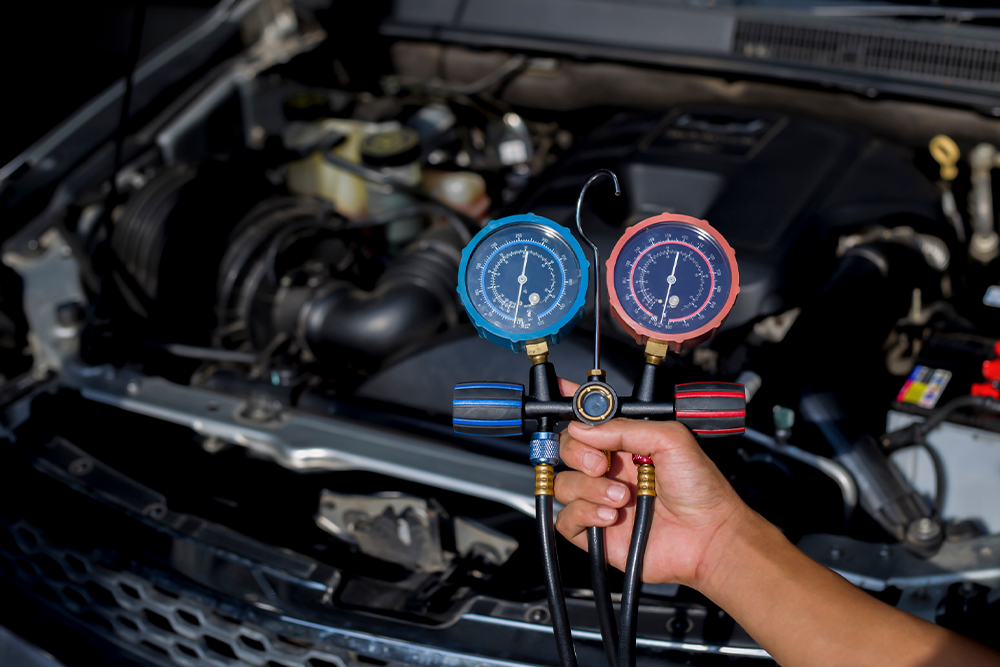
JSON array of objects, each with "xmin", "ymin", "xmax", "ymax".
[
  {"xmin": 882, "ymin": 395, "xmax": 1000, "ymax": 452},
  {"xmin": 587, "ymin": 526, "xmax": 619, "ymax": 667},
  {"xmin": 537, "ymin": 494, "xmax": 578, "ymax": 667},
  {"xmin": 918, "ymin": 440, "xmax": 947, "ymax": 520},
  {"xmin": 923, "ymin": 395, "xmax": 1000, "ymax": 433},
  {"xmin": 879, "ymin": 439, "xmax": 947, "ymax": 520},
  {"xmin": 300, "ymin": 229, "xmax": 462, "ymax": 360},
  {"xmin": 618, "ymin": 495, "xmax": 655, "ymax": 667}
]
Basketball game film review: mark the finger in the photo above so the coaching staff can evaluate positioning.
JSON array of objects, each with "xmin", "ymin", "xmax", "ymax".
[
  {"xmin": 557, "ymin": 377, "xmax": 579, "ymax": 397},
  {"xmin": 555, "ymin": 499, "xmax": 618, "ymax": 544},
  {"xmin": 560, "ymin": 432, "xmax": 613, "ymax": 477},
  {"xmin": 566, "ymin": 418, "xmax": 698, "ymax": 461},
  {"xmin": 554, "ymin": 470, "xmax": 630, "ymax": 508}
]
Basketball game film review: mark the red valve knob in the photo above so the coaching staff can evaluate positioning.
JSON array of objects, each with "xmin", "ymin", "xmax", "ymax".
[
  {"xmin": 674, "ymin": 382, "xmax": 746, "ymax": 437},
  {"xmin": 983, "ymin": 359, "xmax": 1000, "ymax": 383},
  {"xmin": 971, "ymin": 382, "xmax": 1000, "ymax": 399}
]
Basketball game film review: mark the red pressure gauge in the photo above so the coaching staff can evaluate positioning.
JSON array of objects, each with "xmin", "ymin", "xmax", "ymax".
[{"xmin": 606, "ymin": 213, "xmax": 740, "ymax": 351}]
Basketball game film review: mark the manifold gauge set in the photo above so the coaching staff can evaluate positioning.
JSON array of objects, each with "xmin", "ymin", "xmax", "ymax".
[{"xmin": 452, "ymin": 169, "xmax": 745, "ymax": 667}]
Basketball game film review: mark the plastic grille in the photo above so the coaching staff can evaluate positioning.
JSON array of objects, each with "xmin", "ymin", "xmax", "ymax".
[
  {"xmin": 733, "ymin": 20, "xmax": 1000, "ymax": 89},
  {"xmin": 0, "ymin": 518, "xmax": 408, "ymax": 667}
]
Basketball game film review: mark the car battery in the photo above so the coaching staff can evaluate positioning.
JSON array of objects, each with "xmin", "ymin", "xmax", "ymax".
[{"xmin": 886, "ymin": 332, "xmax": 1000, "ymax": 532}]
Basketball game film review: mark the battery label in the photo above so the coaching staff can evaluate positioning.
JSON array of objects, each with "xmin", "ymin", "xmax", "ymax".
[{"xmin": 897, "ymin": 365, "xmax": 952, "ymax": 409}]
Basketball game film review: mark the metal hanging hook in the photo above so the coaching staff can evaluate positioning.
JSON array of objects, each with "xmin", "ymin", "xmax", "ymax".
[{"xmin": 575, "ymin": 169, "xmax": 621, "ymax": 373}]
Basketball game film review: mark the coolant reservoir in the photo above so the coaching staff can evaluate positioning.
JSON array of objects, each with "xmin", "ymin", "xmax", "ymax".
[
  {"xmin": 285, "ymin": 119, "xmax": 370, "ymax": 220},
  {"xmin": 361, "ymin": 128, "xmax": 424, "ymax": 250},
  {"xmin": 425, "ymin": 170, "xmax": 490, "ymax": 221}
]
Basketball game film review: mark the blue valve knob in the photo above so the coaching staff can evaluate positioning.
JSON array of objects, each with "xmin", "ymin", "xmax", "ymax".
[{"xmin": 453, "ymin": 382, "xmax": 525, "ymax": 436}]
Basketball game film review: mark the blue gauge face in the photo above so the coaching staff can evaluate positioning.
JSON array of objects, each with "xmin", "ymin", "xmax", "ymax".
[
  {"xmin": 612, "ymin": 221, "xmax": 734, "ymax": 336},
  {"xmin": 465, "ymin": 223, "xmax": 584, "ymax": 336}
]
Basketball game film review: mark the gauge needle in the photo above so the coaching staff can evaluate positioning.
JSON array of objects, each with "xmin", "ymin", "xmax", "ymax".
[
  {"xmin": 660, "ymin": 251, "xmax": 680, "ymax": 324},
  {"xmin": 513, "ymin": 248, "xmax": 529, "ymax": 323}
]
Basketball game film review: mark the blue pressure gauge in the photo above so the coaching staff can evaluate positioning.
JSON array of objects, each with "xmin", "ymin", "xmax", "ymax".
[{"xmin": 457, "ymin": 214, "xmax": 590, "ymax": 352}]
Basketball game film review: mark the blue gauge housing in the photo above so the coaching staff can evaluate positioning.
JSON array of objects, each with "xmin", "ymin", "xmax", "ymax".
[{"xmin": 458, "ymin": 213, "xmax": 590, "ymax": 352}]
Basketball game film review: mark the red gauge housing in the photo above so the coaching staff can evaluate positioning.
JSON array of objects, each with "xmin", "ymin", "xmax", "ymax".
[{"xmin": 606, "ymin": 213, "xmax": 740, "ymax": 351}]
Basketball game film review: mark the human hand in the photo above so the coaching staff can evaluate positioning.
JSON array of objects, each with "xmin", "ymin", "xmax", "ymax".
[
  {"xmin": 555, "ymin": 386, "xmax": 1000, "ymax": 667},
  {"xmin": 553, "ymin": 379, "xmax": 751, "ymax": 589}
]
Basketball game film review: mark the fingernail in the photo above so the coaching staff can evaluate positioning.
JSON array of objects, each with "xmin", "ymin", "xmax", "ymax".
[
  {"xmin": 597, "ymin": 507, "xmax": 617, "ymax": 522},
  {"xmin": 607, "ymin": 484, "xmax": 627, "ymax": 502},
  {"xmin": 583, "ymin": 452, "xmax": 602, "ymax": 472}
]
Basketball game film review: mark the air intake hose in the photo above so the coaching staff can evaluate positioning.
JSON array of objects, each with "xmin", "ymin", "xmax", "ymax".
[{"xmin": 292, "ymin": 227, "xmax": 462, "ymax": 361}]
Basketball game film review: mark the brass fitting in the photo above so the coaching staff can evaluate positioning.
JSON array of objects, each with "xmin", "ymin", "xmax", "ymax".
[
  {"xmin": 526, "ymin": 341, "xmax": 549, "ymax": 365},
  {"xmin": 644, "ymin": 339, "xmax": 669, "ymax": 365},
  {"xmin": 929, "ymin": 135, "xmax": 960, "ymax": 181},
  {"xmin": 535, "ymin": 464, "xmax": 555, "ymax": 495},
  {"xmin": 636, "ymin": 463, "xmax": 656, "ymax": 496},
  {"xmin": 603, "ymin": 450, "xmax": 612, "ymax": 473},
  {"xmin": 587, "ymin": 369, "xmax": 606, "ymax": 379},
  {"xmin": 575, "ymin": 383, "xmax": 616, "ymax": 422}
]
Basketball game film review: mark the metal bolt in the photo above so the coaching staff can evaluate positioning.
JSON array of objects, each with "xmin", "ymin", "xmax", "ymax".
[
  {"xmin": 126, "ymin": 381, "xmax": 140, "ymax": 395},
  {"xmin": 830, "ymin": 547, "xmax": 841, "ymax": 560},
  {"xmin": 202, "ymin": 437, "xmax": 225, "ymax": 454},
  {"xmin": 666, "ymin": 616, "xmax": 694, "ymax": 635},
  {"xmin": 526, "ymin": 607, "xmax": 550, "ymax": 624},
  {"xmin": 879, "ymin": 545, "xmax": 891, "ymax": 560},
  {"xmin": 68, "ymin": 458, "xmax": 93, "ymax": 476},
  {"xmin": 980, "ymin": 547, "xmax": 994, "ymax": 558},
  {"xmin": 143, "ymin": 503, "xmax": 167, "ymax": 520},
  {"xmin": 55, "ymin": 301, "xmax": 85, "ymax": 328},
  {"xmin": 915, "ymin": 518, "xmax": 938, "ymax": 539}
]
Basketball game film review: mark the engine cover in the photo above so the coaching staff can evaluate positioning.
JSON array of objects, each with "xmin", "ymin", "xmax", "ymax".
[{"xmin": 515, "ymin": 106, "xmax": 942, "ymax": 331}]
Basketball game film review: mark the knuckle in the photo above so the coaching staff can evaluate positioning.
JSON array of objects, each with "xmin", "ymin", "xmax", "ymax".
[
  {"xmin": 564, "ymin": 499, "xmax": 585, "ymax": 522},
  {"xmin": 553, "ymin": 471, "xmax": 571, "ymax": 499},
  {"xmin": 555, "ymin": 503, "xmax": 581, "ymax": 535}
]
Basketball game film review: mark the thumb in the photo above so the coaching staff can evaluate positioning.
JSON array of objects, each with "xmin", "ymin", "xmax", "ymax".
[
  {"xmin": 566, "ymin": 418, "xmax": 701, "ymax": 464},
  {"xmin": 557, "ymin": 377, "xmax": 580, "ymax": 397}
]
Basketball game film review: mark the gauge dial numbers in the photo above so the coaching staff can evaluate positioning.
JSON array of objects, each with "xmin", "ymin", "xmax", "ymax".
[
  {"xmin": 458, "ymin": 215, "xmax": 590, "ymax": 352},
  {"xmin": 606, "ymin": 213, "xmax": 739, "ymax": 349}
]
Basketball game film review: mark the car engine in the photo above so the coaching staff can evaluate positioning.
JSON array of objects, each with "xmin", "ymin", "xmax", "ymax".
[{"xmin": 3, "ymin": 2, "xmax": 1000, "ymax": 666}]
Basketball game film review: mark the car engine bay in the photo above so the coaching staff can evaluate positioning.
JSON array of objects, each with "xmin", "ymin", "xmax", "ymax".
[{"xmin": 4, "ymin": 2, "xmax": 1000, "ymax": 665}]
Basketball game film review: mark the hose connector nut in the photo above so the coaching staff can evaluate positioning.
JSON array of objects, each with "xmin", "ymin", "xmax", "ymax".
[
  {"xmin": 535, "ymin": 464, "xmax": 555, "ymax": 496},
  {"xmin": 529, "ymin": 431, "xmax": 560, "ymax": 466},
  {"xmin": 636, "ymin": 463, "xmax": 656, "ymax": 496}
]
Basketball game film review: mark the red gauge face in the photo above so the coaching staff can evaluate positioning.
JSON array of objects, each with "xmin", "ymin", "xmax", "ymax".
[{"xmin": 606, "ymin": 213, "xmax": 739, "ymax": 350}]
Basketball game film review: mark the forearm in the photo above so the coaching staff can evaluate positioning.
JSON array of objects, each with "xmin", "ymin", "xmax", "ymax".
[{"xmin": 698, "ymin": 506, "xmax": 999, "ymax": 667}]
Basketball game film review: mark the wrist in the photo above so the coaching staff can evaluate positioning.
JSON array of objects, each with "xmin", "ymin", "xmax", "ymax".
[{"xmin": 692, "ymin": 500, "xmax": 782, "ymax": 598}]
